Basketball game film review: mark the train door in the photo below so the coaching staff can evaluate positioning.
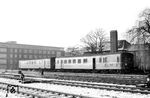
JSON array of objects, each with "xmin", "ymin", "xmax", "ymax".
[
  {"xmin": 93, "ymin": 58, "xmax": 96, "ymax": 70},
  {"xmin": 51, "ymin": 57, "xmax": 55, "ymax": 70}
]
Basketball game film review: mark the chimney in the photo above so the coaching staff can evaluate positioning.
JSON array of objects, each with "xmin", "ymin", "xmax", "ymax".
[{"xmin": 110, "ymin": 30, "xmax": 118, "ymax": 53}]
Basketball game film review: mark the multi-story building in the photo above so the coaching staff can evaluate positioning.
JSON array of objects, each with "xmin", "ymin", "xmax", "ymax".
[{"xmin": 0, "ymin": 41, "xmax": 64, "ymax": 70}]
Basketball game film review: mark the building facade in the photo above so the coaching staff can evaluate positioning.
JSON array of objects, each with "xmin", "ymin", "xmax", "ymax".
[
  {"xmin": 0, "ymin": 41, "xmax": 64, "ymax": 70},
  {"xmin": 128, "ymin": 44, "xmax": 150, "ymax": 72}
]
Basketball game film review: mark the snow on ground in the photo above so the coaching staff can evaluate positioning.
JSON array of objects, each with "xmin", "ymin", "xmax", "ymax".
[
  {"xmin": 0, "ymin": 78, "xmax": 150, "ymax": 98},
  {"xmin": 0, "ymin": 89, "xmax": 26, "ymax": 98}
]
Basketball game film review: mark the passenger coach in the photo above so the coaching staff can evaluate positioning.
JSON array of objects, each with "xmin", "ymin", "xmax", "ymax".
[
  {"xmin": 55, "ymin": 52, "xmax": 134, "ymax": 73},
  {"xmin": 19, "ymin": 52, "xmax": 134, "ymax": 73}
]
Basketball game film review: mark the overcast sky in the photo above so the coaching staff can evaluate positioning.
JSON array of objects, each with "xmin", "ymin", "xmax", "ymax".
[{"xmin": 0, "ymin": 0, "xmax": 150, "ymax": 48}]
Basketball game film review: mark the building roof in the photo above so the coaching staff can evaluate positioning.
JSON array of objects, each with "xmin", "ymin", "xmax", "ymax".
[
  {"xmin": 128, "ymin": 44, "xmax": 150, "ymax": 51},
  {"xmin": 103, "ymin": 40, "xmax": 131, "ymax": 51},
  {"xmin": 0, "ymin": 41, "xmax": 64, "ymax": 51}
]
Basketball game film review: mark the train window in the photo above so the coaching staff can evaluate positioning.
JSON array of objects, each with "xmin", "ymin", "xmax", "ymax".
[
  {"xmin": 61, "ymin": 60, "xmax": 63, "ymax": 64},
  {"xmin": 103, "ymin": 58, "xmax": 105, "ymax": 62},
  {"xmin": 57, "ymin": 60, "xmax": 59, "ymax": 64},
  {"xmin": 83, "ymin": 59, "xmax": 88, "ymax": 63},
  {"xmin": 64, "ymin": 60, "xmax": 67, "ymax": 64},
  {"xmin": 103, "ymin": 57, "xmax": 107, "ymax": 62},
  {"xmin": 117, "ymin": 57, "xmax": 120, "ymax": 62},
  {"xmin": 73, "ymin": 59, "xmax": 76, "ymax": 63},
  {"xmin": 105, "ymin": 57, "xmax": 107, "ymax": 62},
  {"xmin": 99, "ymin": 58, "xmax": 102, "ymax": 63},
  {"xmin": 68, "ymin": 59, "xmax": 71, "ymax": 63},
  {"xmin": 78, "ymin": 59, "xmax": 81, "ymax": 63}
]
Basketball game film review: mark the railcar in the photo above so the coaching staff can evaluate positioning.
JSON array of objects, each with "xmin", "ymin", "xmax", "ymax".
[
  {"xmin": 55, "ymin": 52, "xmax": 134, "ymax": 73},
  {"xmin": 19, "ymin": 58, "xmax": 55, "ymax": 70},
  {"xmin": 19, "ymin": 52, "xmax": 134, "ymax": 73}
]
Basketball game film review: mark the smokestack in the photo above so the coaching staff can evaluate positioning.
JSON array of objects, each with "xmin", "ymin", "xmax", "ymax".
[{"xmin": 110, "ymin": 30, "xmax": 118, "ymax": 53}]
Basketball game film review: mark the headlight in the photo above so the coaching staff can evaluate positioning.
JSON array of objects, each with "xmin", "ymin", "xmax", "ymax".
[{"xmin": 147, "ymin": 78, "xmax": 150, "ymax": 81}]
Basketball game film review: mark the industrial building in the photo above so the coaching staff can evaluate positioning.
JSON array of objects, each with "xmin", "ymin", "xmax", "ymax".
[{"xmin": 0, "ymin": 41, "xmax": 64, "ymax": 70}]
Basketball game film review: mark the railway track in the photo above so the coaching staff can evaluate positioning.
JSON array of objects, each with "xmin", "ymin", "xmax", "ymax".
[
  {"xmin": 0, "ymin": 81, "xmax": 92, "ymax": 98},
  {"xmin": 1, "ymin": 72, "xmax": 150, "ymax": 95},
  {"xmin": 40, "ymin": 79, "xmax": 150, "ymax": 94}
]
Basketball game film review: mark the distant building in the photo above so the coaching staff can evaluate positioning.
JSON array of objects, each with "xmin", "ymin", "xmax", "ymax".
[
  {"xmin": 84, "ymin": 40, "xmax": 131, "ymax": 55},
  {"xmin": 0, "ymin": 41, "xmax": 64, "ymax": 70},
  {"xmin": 103, "ymin": 40, "xmax": 131, "ymax": 52}
]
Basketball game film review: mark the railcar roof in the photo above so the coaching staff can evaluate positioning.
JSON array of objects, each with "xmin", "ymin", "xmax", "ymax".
[{"xmin": 57, "ymin": 52, "xmax": 131, "ymax": 58}]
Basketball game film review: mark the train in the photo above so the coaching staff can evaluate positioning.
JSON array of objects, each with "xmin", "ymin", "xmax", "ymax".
[{"xmin": 19, "ymin": 52, "xmax": 134, "ymax": 73}]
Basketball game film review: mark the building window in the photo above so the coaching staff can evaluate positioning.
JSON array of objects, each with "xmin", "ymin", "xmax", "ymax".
[
  {"xmin": 10, "ymin": 60, "xmax": 13, "ymax": 64},
  {"xmin": 47, "ymin": 51, "xmax": 51, "ymax": 54},
  {"xmin": 83, "ymin": 59, "xmax": 88, "ymax": 63},
  {"xmin": 29, "ymin": 50, "xmax": 32, "ymax": 53},
  {"xmin": 24, "ymin": 49, "xmax": 28, "ymax": 53},
  {"xmin": 56, "ymin": 52, "xmax": 61, "ymax": 57},
  {"xmin": 34, "ymin": 50, "xmax": 38, "ymax": 54},
  {"xmin": 0, "ymin": 48, "xmax": 7, "ymax": 52},
  {"xmin": 9, "ymin": 54, "xmax": 13, "ymax": 58},
  {"xmin": 34, "ymin": 55, "xmax": 37, "ymax": 59},
  {"xmin": 52, "ymin": 51, "xmax": 55, "ymax": 54},
  {"xmin": 0, "ymin": 59, "xmax": 7, "ymax": 64},
  {"xmin": 0, "ymin": 54, "xmax": 7, "ymax": 58},
  {"xmin": 23, "ymin": 55, "xmax": 28, "ymax": 58},
  {"xmin": 29, "ymin": 55, "xmax": 33, "ymax": 59},
  {"xmin": 39, "ymin": 55, "xmax": 42, "ymax": 58},
  {"xmin": 39, "ymin": 50, "xmax": 42, "ymax": 54},
  {"xmin": 19, "ymin": 49, "xmax": 22, "ymax": 53},
  {"xmin": 14, "ymin": 54, "xmax": 17, "ymax": 58},
  {"xmin": 19, "ymin": 55, "xmax": 22, "ymax": 58},
  {"xmin": 10, "ymin": 49, "xmax": 13, "ymax": 53},
  {"xmin": 43, "ymin": 51, "xmax": 47, "ymax": 54},
  {"xmin": 14, "ymin": 49, "xmax": 18, "ymax": 53}
]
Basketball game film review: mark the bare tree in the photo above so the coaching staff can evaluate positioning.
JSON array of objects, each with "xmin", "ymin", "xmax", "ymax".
[
  {"xmin": 65, "ymin": 46, "xmax": 83, "ymax": 56},
  {"xmin": 81, "ymin": 28, "xmax": 107, "ymax": 53},
  {"xmin": 127, "ymin": 8, "xmax": 150, "ymax": 44}
]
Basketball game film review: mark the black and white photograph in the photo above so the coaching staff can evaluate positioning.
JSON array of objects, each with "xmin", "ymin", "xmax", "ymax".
[{"xmin": 0, "ymin": 0, "xmax": 150, "ymax": 97}]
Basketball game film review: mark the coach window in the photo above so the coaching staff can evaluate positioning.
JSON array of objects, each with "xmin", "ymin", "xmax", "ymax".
[
  {"xmin": 104, "ymin": 57, "xmax": 107, "ymax": 62},
  {"xmin": 78, "ymin": 59, "xmax": 81, "ymax": 63},
  {"xmin": 99, "ymin": 58, "xmax": 102, "ymax": 63},
  {"xmin": 64, "ymin": 60, "xmax": 67, "ymax": 64},
  {"xmin": 73, "ymin": 59, "xmax": 76, "ymax": 64},
  {"xmin": 68, "ymin": 59, "xmax": 71, "ymax": 63},
  {"xmin": 83, "ymin": 59, "xmax": 88, "ymax": 63},
  {"xmin": 61, "ymin": 60, "xmax": 63, "ymax": 64},
  {"xmin": 103, "ymin": 58, "xmax": 105, "ymax": 63},
  {"xmin": 57, "ymin": 60, "xmax": 59, "ymax": 64},
  {"xmin": 103, "ymin": 57, "xmax": 107, "ymax": 62},
  {"xmin": 117, "ymin": 57, "xmax": 120, "ymax": 62}
]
